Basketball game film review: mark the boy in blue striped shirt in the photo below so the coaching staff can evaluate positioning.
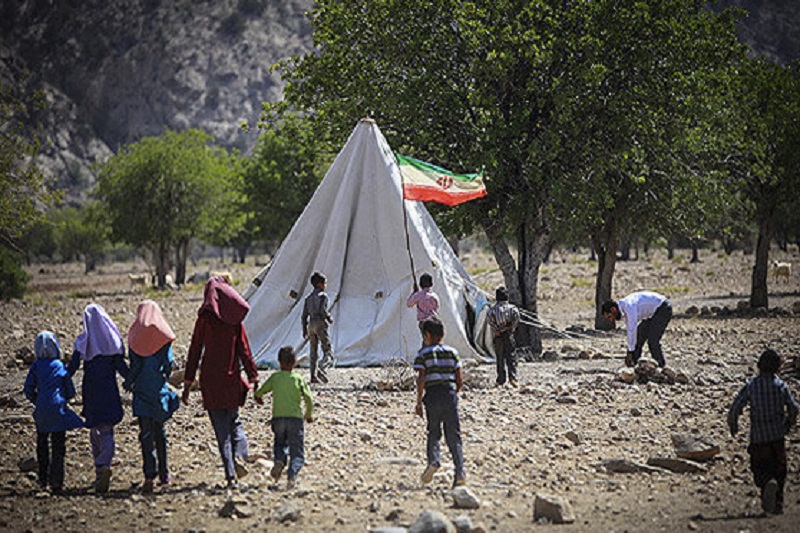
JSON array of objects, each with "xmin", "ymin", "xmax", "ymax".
[
  {"xmin": 413, "ymin": 319, "xmax": 466, "ymax": 487},
  {"xmin": 728, "ymin": 349, "xmax": 798, "ymax": 514}
]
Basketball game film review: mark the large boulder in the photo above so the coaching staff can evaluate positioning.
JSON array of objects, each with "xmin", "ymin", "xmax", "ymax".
[
  {"xmin": 671, "ymin": 433, "xmax": 720, "ymax": 461},
  {"xmin": 533, "ymin": 492, "xmax": 575, "ymax": 524},
  {"xmin": 408, "ymin": 510, "xmax": 456, "ymax": 533}
]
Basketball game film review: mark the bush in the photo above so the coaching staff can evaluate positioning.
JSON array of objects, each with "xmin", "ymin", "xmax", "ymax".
[{"xmin": 0, "ymin": 246, "xmax": 30, "ymax": 300}]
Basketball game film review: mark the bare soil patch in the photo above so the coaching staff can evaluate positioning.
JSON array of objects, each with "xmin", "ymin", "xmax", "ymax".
[{"xmin": 1, "ymin": 249, "xmax": 799, "ymax": 532}]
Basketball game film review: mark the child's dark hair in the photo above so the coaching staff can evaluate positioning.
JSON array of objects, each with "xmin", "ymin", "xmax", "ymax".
[
  {"xmin": 310, "ymin": 272, "xmax": 326, "ymax": 287},
  {"xmin": 278, "ymin": 346, "xmax": 297, "ymax": 367},
  {"xmin": 757, "ymin": 348, "xmax": 781, "ymax": 374},
  {"xmin": 421, "ymin": 318, "xmax": 444, "ymax": 341},
  {"xmin": 420, "ymin": 273, "xmax": 433, "ymax": 289},
  {"xmin": 601, "ymin": 300, "xmax": 618, "ymax": 315},
  {"xmin": 496, "ymin": 286, "xmax": 509, "ymax": 301}
]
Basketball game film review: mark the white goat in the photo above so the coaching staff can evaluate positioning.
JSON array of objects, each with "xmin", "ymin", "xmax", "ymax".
[{"xmin": 771, "ymin": 260, "xmax": 791, "ymax": 283}]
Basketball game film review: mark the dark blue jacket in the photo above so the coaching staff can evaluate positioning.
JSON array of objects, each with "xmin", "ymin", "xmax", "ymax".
[
  {"xmin": 24, "ymin": 358, "xmax": 84, "ymax": 433},
  {"xmin": 68, "ymin": 351, "xmax": 129, "ymax": 427}
]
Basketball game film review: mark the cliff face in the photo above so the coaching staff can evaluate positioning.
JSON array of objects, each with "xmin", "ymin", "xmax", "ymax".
[
  {"xmin": 1, "ymin": 1, "xmax": 797, "ymax": 204},
  {"xmin": 1, "ymin": 0, "xmax": 313, "ymax": 203}
]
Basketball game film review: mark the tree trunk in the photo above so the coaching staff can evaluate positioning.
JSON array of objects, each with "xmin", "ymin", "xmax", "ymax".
[
  {"xmin": 447, "ymin": 236, "xmax": 460, "ymax": 257},
  {"xmin": 482, "ymin": 217, "xmax": 549, "ymax": 358},
  {"xmin": 154, "ymin": 244, "xmax": 169, "ymax": 288},
  {"xmin": 175, "ymin": 239, "xmax": 190, "ymax": 285},
  {"xmin": 750, "ymin": 214, "xmax": 773, "ymax": 309},
  {"xmin": 592, "ymin": 220, "xmax": 620, "ymax": 331},
  {"xmin": 690, "ymin": 241, "xmax": 700, "ymax": 263}
]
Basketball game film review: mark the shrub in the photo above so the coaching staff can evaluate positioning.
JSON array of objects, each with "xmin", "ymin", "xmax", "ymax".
[{"xmin": 0, "ymin": 246, "xmax": 30, "ymax": 300}]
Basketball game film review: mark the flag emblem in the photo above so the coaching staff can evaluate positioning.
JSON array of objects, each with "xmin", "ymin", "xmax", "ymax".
[{"xmin": 397, "ymin": 154, "xmax": 487, "ymax": 206}]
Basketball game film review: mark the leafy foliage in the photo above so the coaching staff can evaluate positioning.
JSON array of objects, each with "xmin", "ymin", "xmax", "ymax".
[{"xmin": 94, "ymin": 129, "xmax": 241, "ymax": 284}]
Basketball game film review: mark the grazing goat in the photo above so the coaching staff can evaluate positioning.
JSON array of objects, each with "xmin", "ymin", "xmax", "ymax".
[
  {"xmin": 128, "ymin": 273, "xmax": 149, "ymax": 288},
  {"xmin": 771, "ymin": 260, "xmax": 791, "ymax": 283}
]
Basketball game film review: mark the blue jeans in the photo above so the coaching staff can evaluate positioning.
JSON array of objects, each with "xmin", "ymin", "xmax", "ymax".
[
  {"xmin": 138, "ymin": 417, "xmax": 169, "ymax": 482},
  {"xmin": 208, "ymin": 409, "xmax": 249, "ymax": 480},
  {"xmin": 423, "ymin": 386, "xmax": 465, "ymax": 479},
  {"xmin": 271, "ymin": 417, "xmax": 305, "ymax": 480}
]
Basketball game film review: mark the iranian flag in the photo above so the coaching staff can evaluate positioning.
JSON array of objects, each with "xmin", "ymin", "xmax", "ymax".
[{"xmin": 396, "ymin": 153, "xmax": 487, "ymax": 206}]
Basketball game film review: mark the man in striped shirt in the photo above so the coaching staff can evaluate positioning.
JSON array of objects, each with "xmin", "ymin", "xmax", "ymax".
[
  {"xmin": 728, "ymin": 349, "xmax": 798, "ymax": 514},
  {"xmin": 487, "ymin": 286, "xmax": 521, "ymax": 387},
  {"xmin": 413, "ymin": 319, "xmax": 465, "ymax": 487}
]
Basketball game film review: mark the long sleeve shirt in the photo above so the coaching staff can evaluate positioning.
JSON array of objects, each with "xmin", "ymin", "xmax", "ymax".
[
  {"xmin": 255, "ymin": 370, "xmax": 313, "ymax": 419},
  {"xmin": 728, "ymin": 374, "xmax": 799, "ymax": 444},
  {"xmin": 302, "ymin": 288, "xmax": 331, "ymax": 328},
  {"xmin": 487, "ymin": 301, "xmax": 520, "ymax": 335},
  {"xmin": 406, "ymin": 288, "xmax": 440, "ymax": 321},
  {"xmin": 617, "ymin": 291, "xmax": 668, "ymax": 351}
]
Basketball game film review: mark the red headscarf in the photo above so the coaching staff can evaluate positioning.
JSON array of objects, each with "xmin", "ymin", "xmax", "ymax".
[
  {"xmin": 200, "ymin": 276, "xmax": 250, "ymax": 325},
  {"xmin": 127, "ymin": 300, "xmax": 176, "ymax": 357}
]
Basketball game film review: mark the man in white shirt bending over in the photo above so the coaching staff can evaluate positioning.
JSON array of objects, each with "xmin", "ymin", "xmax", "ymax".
[{"xmin": 602, "ymin": 291, "xmax": 673, "ymax": 368}]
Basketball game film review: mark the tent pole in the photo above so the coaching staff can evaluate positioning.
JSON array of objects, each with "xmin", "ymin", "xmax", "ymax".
[{"xmin": 398, "ymin": 159, "xmax": 417, "ymax": 287}]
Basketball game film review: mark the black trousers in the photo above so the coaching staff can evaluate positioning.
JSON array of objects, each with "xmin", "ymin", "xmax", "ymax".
[
  {"xmin": 37, "ymin": 430, "xmax": 66, "ymax": 490},
  {"xmin": 632, "ymin": 301, "xmax": 672, "ymax": 367},
  {"xmin": 749, "ymin": 439, "xmax": 787, "ymax": 512},
  {"xmin": 494, "ymin": 331, "xmax": 517, "ymax": 384}
]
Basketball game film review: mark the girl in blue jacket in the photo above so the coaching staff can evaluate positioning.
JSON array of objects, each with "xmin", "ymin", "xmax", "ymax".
[
  {"xmin": 124, "ymin": 300, "xmax": 179, "ymax": 493},
  {"xmin": 24, "ymin": 331, "xmax": 84, "ymax": 494}
]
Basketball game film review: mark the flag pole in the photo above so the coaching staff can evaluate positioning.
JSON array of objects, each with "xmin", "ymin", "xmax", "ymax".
[{"xmin": 397, "ymin": 154, "xmax": 417, "ymax": 287}]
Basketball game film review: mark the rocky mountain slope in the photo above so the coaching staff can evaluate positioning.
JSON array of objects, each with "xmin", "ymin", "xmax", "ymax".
[
  {"xmin": 1, "ymin": 0, "xmax": 797, "ymax": 205},
  {"xmin": 1, "ymin": 0, "xmax": 313, "ymax": 203}
]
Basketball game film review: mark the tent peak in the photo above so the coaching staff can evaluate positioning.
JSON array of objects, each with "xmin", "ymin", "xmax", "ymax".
[{"xmin": 359, "ymin": 117, "xmax": 376, "ymax": 124}]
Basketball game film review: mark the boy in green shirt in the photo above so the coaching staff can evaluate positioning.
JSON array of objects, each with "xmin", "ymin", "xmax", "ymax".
[{"xmin": 255, "ymin": 346, "xmax": 314, "ymax": 489}]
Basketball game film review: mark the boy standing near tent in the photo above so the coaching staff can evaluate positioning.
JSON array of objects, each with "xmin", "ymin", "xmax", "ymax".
[
  {"xmin": 255, "ymin": 346, "xmax": 314, "ymax": 489},
  {"xmin": 728, "ymin": 349, "xmax": 798, "ymax": 514},
  {"xmin": 302, "ymin": 272, "xmax": 334, "ymax": 384},
  {"xmin": 407, "ymin": 273, "xmax": 440, "ymax": 344},
  {"xmin": 414, "ymin": 319, "xmax": 466, "ymax": 487},
  {"xmin": 487, "ymin": 287, "xmax": 520, "ymax": 387}
]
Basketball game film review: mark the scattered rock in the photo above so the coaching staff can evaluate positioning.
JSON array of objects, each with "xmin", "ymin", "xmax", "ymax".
[
  {"xmin": 671, "ymin": 433, "xmax": 720, "ymax": 461},
  {"xmin": 564, "ymin": 430, "xmax": 581, "ymax": 445},
  {"xmin": 533, "ymin": 492, "xmax": 575, "ymax": 524},
  {"xmin": 542, "ymin": 350, "xmax": 559, "ymax": 361},
  {"xmin": 451, "ymin": 486, "xmax": 480, "ymax": 509},
  {"xmin": 617, "ymin": 368, "xmax": 636, "ymax": 384},
  {"xmin": 274, "ymin": 502, "xmax": 301, "ymax": 523},
  {"xmin": 555, "ymin": 396, "xmax": 577, "ymax": 404},
  {"xmin": 369, "ymin": 528, "xmax": 408, "ymax": 533},
  {"xmin": 634, "ymin": 359, "xmax": 658, "ymax": 382},
  {"xmin": 646, "ymin": 457, "xmax": 707, "ymax": 474},
  {"xmin": 14, "ymin": 347, "xmax": 35, "ymax": 365},
  {"xmin": 685, "ymin": 306, "xmax": 699, "ymax": 315},
  {"xmin": 0, "ymin": 395, "xmax": 20, "ymax": 408},
  {"xmin": 18, "ymin": 457, "xmax": 37, "ymax": 472},
  {"xmin": 218, "ymin": 498, "xmax": 253, "ymax": 519},
  {"xmin": 602, "ymin": 459, "xmax": 666, "ymax": 474},
  {"xmin": 452, "ymin": 515, "xmax": 473, "ymax": 533},
  {"xmin": 792, "ymin": 301, "xmax": 800, "ymax": 315},
  {"xmin": 408, "ymin": 509, "xmax": 456, "ymax": 533}
]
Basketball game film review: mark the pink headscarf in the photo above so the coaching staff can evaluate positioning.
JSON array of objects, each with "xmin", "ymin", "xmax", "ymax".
[
  {"xmin": 128, "ymin": 300, "xmax": 176, "ymax": 357},
  {"xmin": 199, "ymin": 276, "xmax": 250, "ymax": 325},
  {"xmin": 73, "ymin": 303, "xmax": 124, "ymax": 361}
]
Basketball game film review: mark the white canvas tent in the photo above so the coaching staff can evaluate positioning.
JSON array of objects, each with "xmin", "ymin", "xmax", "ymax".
[{"xmin": 243, "ymin": 119, "xmax": 492, "ymax": 368}]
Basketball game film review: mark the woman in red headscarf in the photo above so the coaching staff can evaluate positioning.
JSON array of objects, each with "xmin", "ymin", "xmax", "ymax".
[{"xmin": 183, "ymin": 277, "xmax": 259, "ymax": 487}]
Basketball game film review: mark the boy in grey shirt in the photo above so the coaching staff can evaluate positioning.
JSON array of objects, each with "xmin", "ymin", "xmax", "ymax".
[{"xmin": 302, "ymin": 272, "xmax": 334, "ymax": 383}]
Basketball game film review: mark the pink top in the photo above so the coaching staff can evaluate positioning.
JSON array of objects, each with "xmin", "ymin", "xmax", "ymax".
[
  {"xmin": 127, "ymin": 300, "xmax": 176, "ymax": 357},
  {"xmin": 406, "ymin": 288, "xmax": 440, "ymax": 321}
]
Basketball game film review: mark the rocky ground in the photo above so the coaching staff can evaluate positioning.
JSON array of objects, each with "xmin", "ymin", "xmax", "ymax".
[{"xmin": 1, "ymin": 247, "xmax": 799, "ymax": 532}]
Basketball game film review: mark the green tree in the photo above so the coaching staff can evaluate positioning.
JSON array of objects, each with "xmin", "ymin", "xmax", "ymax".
[
  {"xmin": 95, "ymin": 129, "xmax": 242, "ymax": 286},
  {"xmin": 270, "ymin": 0, "xmax": 745, "ymax": 348},
  {"xmin": 243, "ymin": 114, "xmax": 332, "ymax": 251},
  {"xmin": 725, "ymin": 58, "xmax": 800, "ymax": 308},
  {"xmin": 50, "ymin": 204, "xmax": 109, "ymax": 273}
]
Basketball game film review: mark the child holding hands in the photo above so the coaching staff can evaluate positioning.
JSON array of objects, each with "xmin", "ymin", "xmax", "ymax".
[
  {"xmin": 255, "ymin": 346, "xmax": 314, "ymax": 489},
  {"xmin": 24, "ymin": 331, "xmax": 84, "ymax": 494}
]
